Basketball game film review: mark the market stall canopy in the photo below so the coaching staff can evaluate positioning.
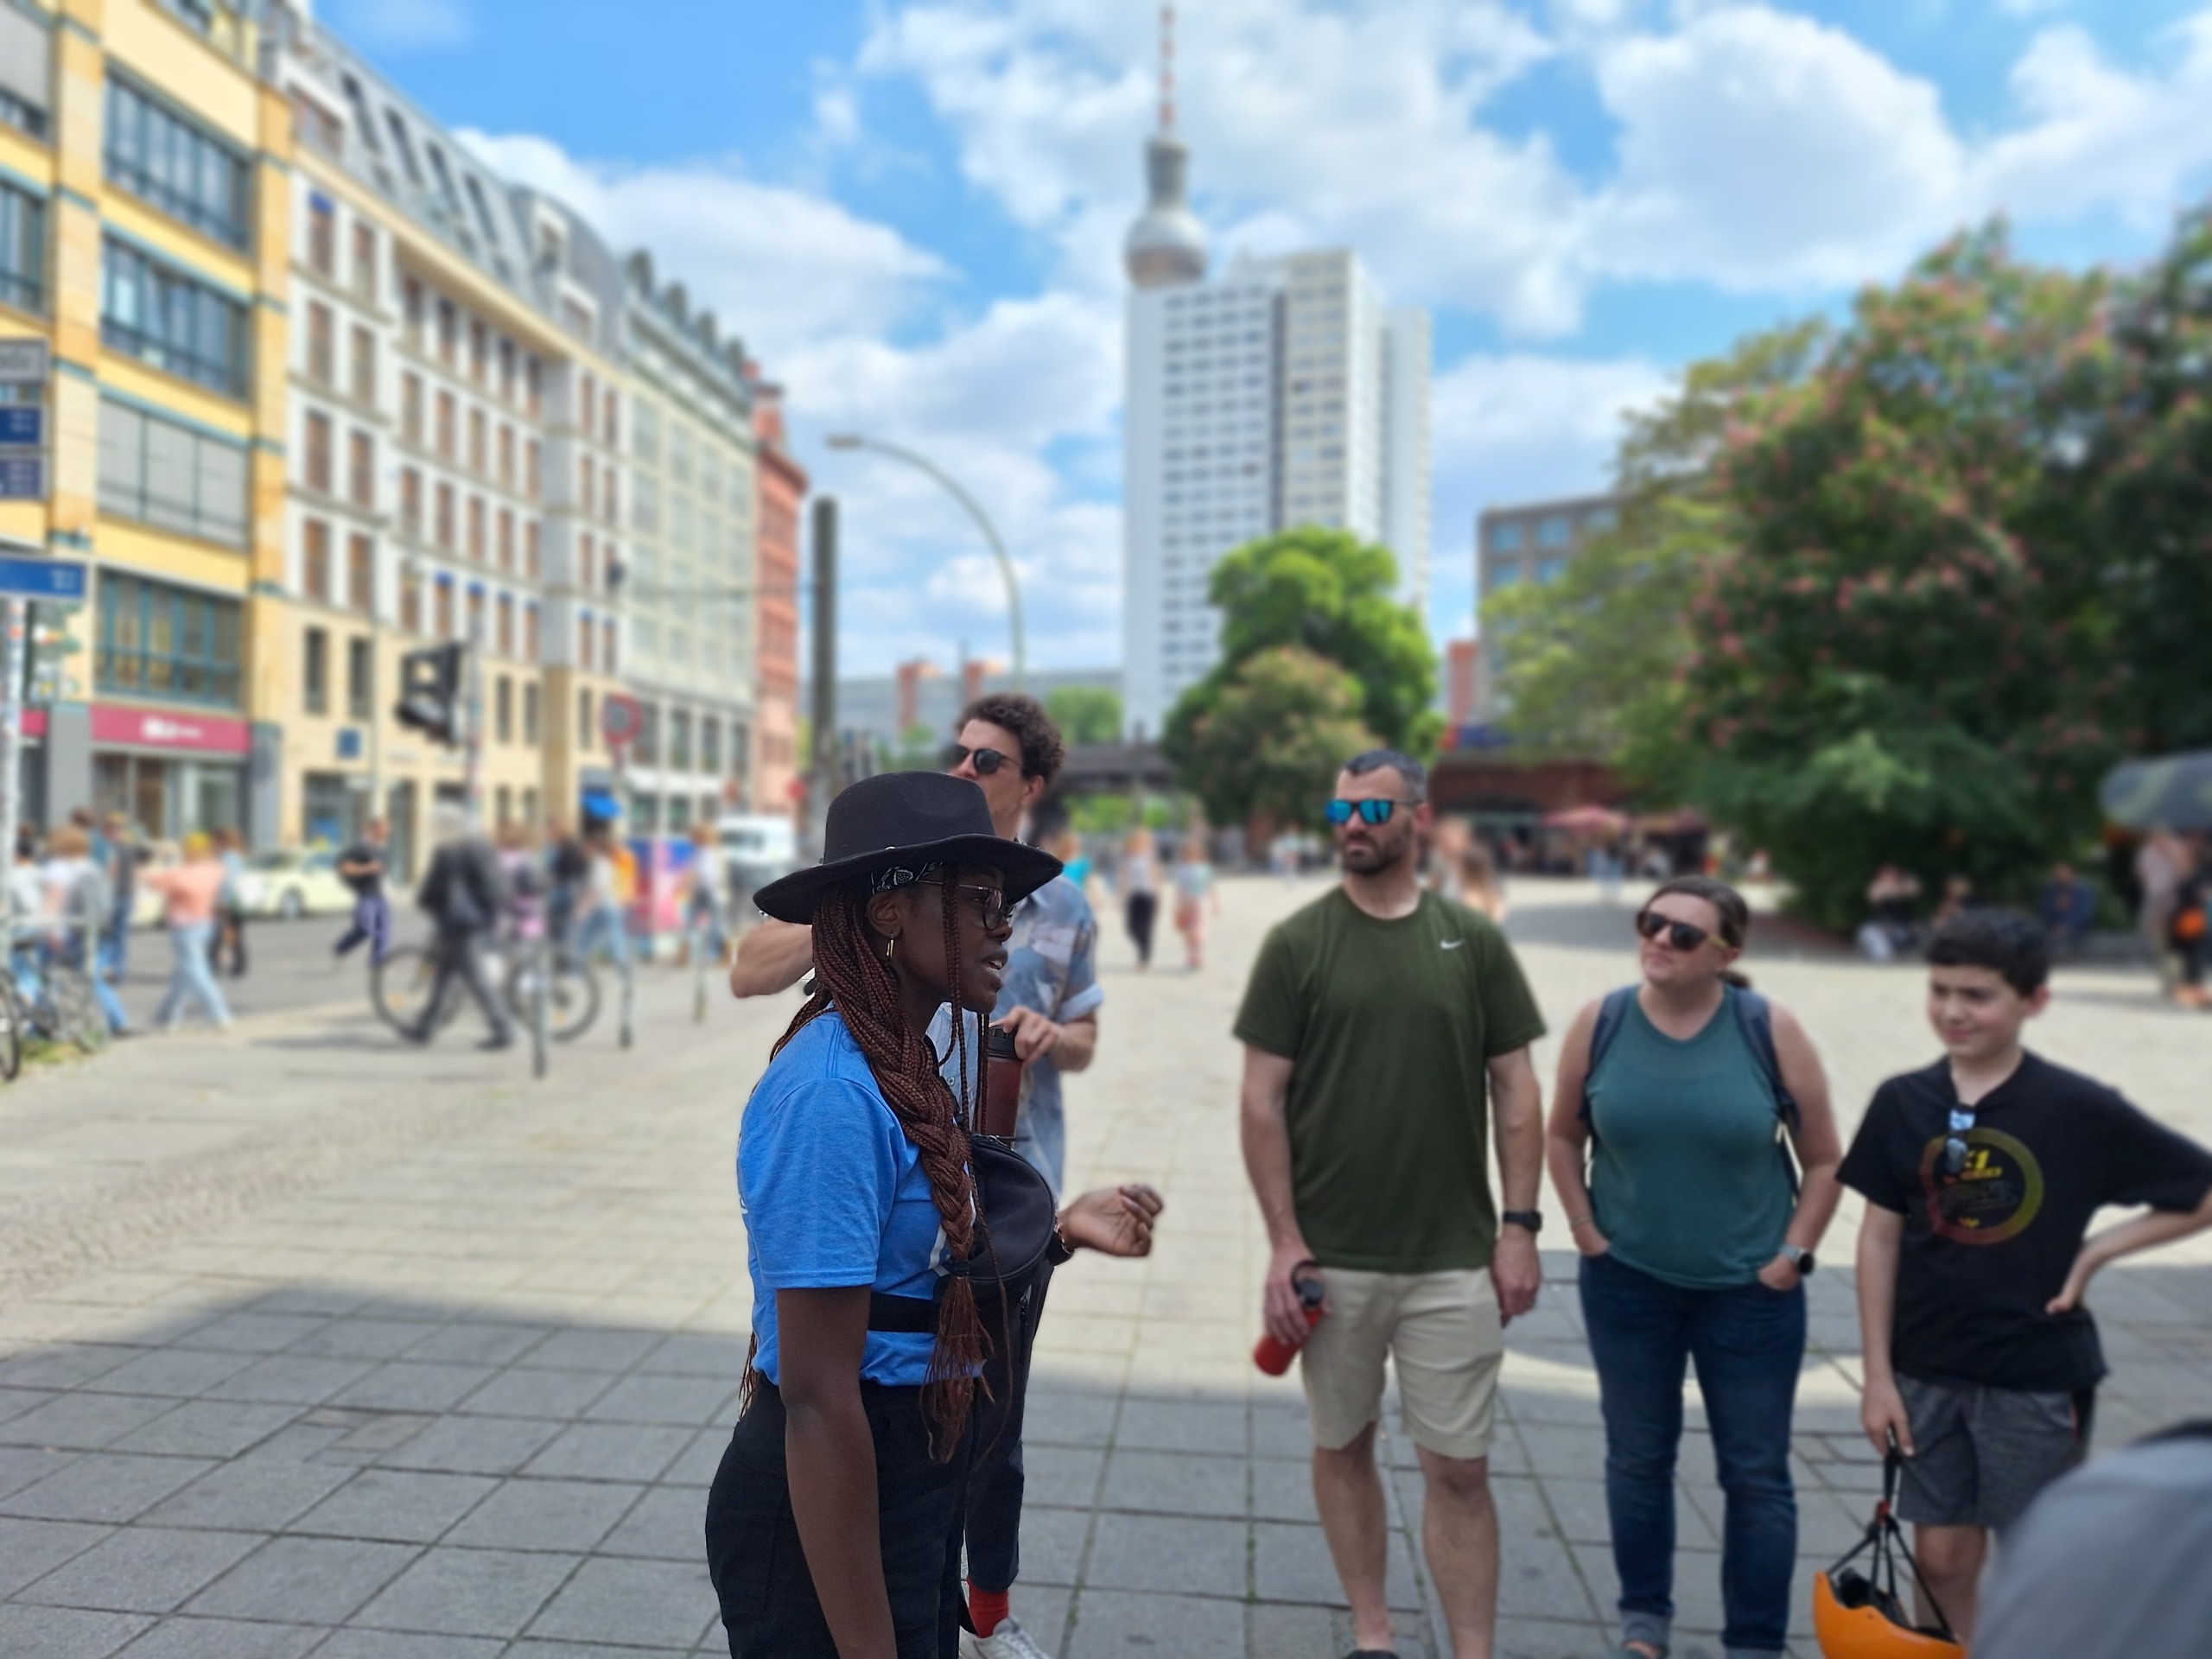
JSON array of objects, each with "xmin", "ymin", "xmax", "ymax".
[{"xmin": 2101, "ymin": 750, "xmax": 2212, "ymax": 831}]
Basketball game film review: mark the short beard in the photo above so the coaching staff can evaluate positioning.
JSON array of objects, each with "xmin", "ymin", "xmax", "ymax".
[{"xmin": 1339, "ymin": 836, "xmax": 1409, "ymax": 876}]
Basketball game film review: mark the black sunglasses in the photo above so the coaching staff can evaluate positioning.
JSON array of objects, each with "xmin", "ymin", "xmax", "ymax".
[
  {"xmin": 1942, "ymin": 1105, "xmax": 1977, "ymax": 1176},
  {"xmin": 1635, "ymin": 911, "xmax": 1713, "ymax": 953},
  {"xmin": 945, "ymin": 744, "xmax": 1018, "ymax": 778},
  {"xmin": 1324, "ymin": 798, "xmax": 1421, "ymax": 826},
  {"xmin": 944, "ymin": 880, "xmax": 1015, "ymax": 932}
]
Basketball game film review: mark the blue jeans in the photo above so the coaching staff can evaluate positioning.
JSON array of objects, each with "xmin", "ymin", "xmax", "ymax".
[
  {"xmin": 155, "ymin": 921, "xmax": 232, "ymax": 1028},
  {"xmin": 334, "ymin": 893, "xmax": 392, "ymax": 964},
  {"xmin": 1579, "ymin": 1249, "xmax": 1805, "ymax": 1657},
  {"xmin": 57, "ymin": 933, "xmax": 126, "ymax": 1033},
  {"xmin": 575, "ymin": 902, "xmax": 632, "ymax": 978}
]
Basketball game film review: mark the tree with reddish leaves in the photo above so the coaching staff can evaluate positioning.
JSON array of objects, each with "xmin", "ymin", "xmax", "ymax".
[{"xmin": 1669, "ymin": 226, "xmax": 2120, "ymax": 927}]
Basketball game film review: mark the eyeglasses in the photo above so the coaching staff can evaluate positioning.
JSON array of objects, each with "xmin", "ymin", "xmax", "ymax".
[
  {"xmin": 1635, "ymin": 911, "xmax": 1713, "ymax": 953},
  {"xmin": 944, "ymin": 880, "xmax": 1014, "ymax": 931},
  {"xmin": 945, "ymin": 744, "xmax": 1017, "ymax": 778},
  {"xmin": 1324, "ymin": 798, "xmax": 1422, "ymax": 826},
  {"xmin": 1942, "ymin": 1105, "xmax": 1977, "ymax": 1176}
]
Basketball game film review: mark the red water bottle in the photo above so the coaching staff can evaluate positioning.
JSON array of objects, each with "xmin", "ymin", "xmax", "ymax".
[
  {"xmin": 1253, "ymin": 1263, "xmax": 1326, "ymax": 1376},
  {"xmin": 979, "ymin": 1025, "xmax": 1022, "ymax": 1140}
]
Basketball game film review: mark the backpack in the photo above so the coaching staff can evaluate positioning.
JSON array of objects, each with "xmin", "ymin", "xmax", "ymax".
[{"xmin": 1580, "ymin": 984, "xmax": 1802, "ymax": 1189}]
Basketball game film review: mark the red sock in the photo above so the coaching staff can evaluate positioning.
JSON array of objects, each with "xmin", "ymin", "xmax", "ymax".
[{"xmin": 969, "ymin": 1585, "xmax": 1010, "ymax": 1637}]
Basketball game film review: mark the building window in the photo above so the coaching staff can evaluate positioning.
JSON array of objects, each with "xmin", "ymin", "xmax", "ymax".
[
  {"xmin": 578, "ymin": 614, "xmax": 594, "ymax": 670},
  {"xmin": 523, "ymin": 681, "xmax": 540, "ymax": 744},
  {"xmin": 346, "ymin": 533, "xmax": 374, "ymax": 614},
  {"xmin": 349, "ymin": 325, "xmax": 375, "ymax": 404},
  {"xmin": 403, "ymin": 276, "xmax": 423, "ymax": 345},
  {"xmin": 470, "ymin": 320, "xmax": 487, "ymax": 383},
  {"xmin": 434, "ymin": 580, "xmax": 454, "ymax": 639},
  {"xmin": 0, "ymin": 76, "xmax": 47, "ymax": 143},
  {"xmin": 524, "ymin": 602, "xmax": 540, "ymax": 660},
  {"xmin": 580, "ymin": 533, "xmax": 595, "ymax": 592},
  {"xmin": 437, "ymin": 298, "xmax": 457, "ymax": 364},
  {"xmin": 670, "ymin": 709, "xmax": 693, "ymax": 771},
  {"xmin": 346, "ymin": 635, "xmax": 373, "ymax": 719},
  {"xmin": 467, "ymin": 409, "xmax": 486, "ymax": 474},
  {"xmin": 466, "ymin": 587, "xmax": 484, "ymax": 645},
  {"xmin": 499, "ymin": 338, "xmax": 516, "ymax": 400},
  {"xmin": 581, "ymin": 375, "xmax": 596, "ymax": 435},
  {"xmin": 702, "ymin": 717, "xmax": 722, "ymax": 776},
  {"xmin": 352, "ymin": 222, "xmax": 377, "ymax": 302},
  {"xmin": 467, "ymin": 495, "xmax": 486, "ymax": 560},
  {"xmin": 97, "ymin": 397, "xmax": 248, "ymax": 547},
  {"xmin": 1538, "ymin": 556, "xmax": 1570, "ymax": 585},
  {"xmin": 306, "ymin": 196, "xmax": 335, "ymax": 276},
  {"xmin": 101, "ymin": 238, "xmax": 248, "ymax": 396},
  {"xmin": 0, "ymin": 183, "xmax": 46, "ymax": 314},
  {"xmin": 495, "ymin": 675, "xmax": 512, "ymax": 743},
  {"xmin": 497, "ymin": 509, "xmax": 514, "ymax": 571},
  {"xmin": 401, "ymin": 372, "xmax": 423, "ymax": 444},
  {"xmin": 435, "ymin": 391, "xmax": 455, "ymax": 460},
  {"xmin": 348, "ymin": 430, "xmax": 374, "ymax": 509},
  {"xmin": 1537, "ymin": 514, "xmax": 1573, "ymax": 546},
  {"xmin": 524, "ymin": 520, "xmax": 540, "ymax": 577},
  {"xmin": 303, "ymin": 626, "xmax": 329, "ymax": 715},
  {"xmin": 602, "ymin": 390, "xmax": 619, "ymax": 448},
  {"xmin": 302, "ymin": 518, "xmax": 331, "ymax": 601},
  {"xmin": 633, "ymin": 401, "xmax": 659, "ymax": 464},
  {"xmin": 105, "ymin": 77, "xmax": 251, "ymax": 251},
  {"xmin": 435, "ymin": 482, "xmax": 454, "ymax": 549},
  {"xmin": 633, "ymin": 704, "xmax": 658, "ymax": 766},
  {"xmin": 525, "ymin": 355, "xmax": 542, "ymax": 417},
  {"xmin": 602, "ymin": 619, "xmax": 617, "ymax": 675},
  {"xmin": 1584, "ymin": 506, "xmax": 1619, "ymax": 535},
  {"xmin": 498, "ymin": 425, "xmax": 514, "ymax": 488},
  {"xmin": 578, "ymin": 689, "xmax": 594, "ymax": 753},
  {"xmin": 496, "ymin": 593, "xmax": 514, "ymax": 655},
  {"xmin": 399, "ymin": 467, "xmax": 422, "ymax": 537},
  {"xmin": 401, "ymin": 569, "xmax": 423, "ymax": 632},
  {"xmin": 97, "ymin": 572, "xmax": 243, "ymax": 708},
  {"xmin": 304, "ymin": 411, "xmax": 333, "ymax": 493},
  {"xmin": 525, "ymin": 439, "xmax": 540, "ymax": 497}
]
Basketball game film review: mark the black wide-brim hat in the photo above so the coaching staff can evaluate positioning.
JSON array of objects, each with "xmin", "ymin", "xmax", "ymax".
[{"xmin": 753, "ymin": 771, "xmax": 1063, "ymax": 925}]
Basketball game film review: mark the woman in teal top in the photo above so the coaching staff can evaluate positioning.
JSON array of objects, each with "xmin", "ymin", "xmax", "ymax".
[{"xmin": 1546, "ymin": 876, "xmax": 1843, "ymax": 1659}]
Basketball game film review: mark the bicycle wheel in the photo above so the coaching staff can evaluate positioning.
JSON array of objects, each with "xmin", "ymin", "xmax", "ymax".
[
  {"xmin": 506, "ymin": 950, "xmax": 600, "ymax": 1042},
  {"xmin": 48, "ymin": 969, "xmax": 111, "ymax": 1053},
  {"xmin": 372, "ymin": 945, "xmax": 457, "ymax": 1034},
  {"xmin": 0, "ymin": 980, "xmax": 23, "ymax": 1079}
]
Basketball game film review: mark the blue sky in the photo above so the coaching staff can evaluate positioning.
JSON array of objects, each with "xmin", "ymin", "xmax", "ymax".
[{"xmin": 326, "ymin": 0, "xmax": 2212, "ymax": 677}]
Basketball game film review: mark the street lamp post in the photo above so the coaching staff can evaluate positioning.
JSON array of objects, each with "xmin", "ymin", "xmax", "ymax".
[{"xmin": 823, "ymin": 434, "xmax": 1025, "ymax": 690}]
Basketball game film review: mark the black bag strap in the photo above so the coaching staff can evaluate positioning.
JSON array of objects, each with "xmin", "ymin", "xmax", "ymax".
[
  {"xmin": 867, "ymin": 1292, "xmax": 938, "ymax": 1333},
  {"xmin": 1575, "ymin": 986, "xmax": 1638, "ymax": 1125}
]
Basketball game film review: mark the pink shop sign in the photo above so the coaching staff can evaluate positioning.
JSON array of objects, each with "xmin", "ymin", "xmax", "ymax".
[{"xmin": 92, "ymin": 705, "xmax": 251, "ymax": 754}]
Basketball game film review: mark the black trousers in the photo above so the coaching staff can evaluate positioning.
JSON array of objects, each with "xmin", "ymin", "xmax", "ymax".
[
  {"xmin": 419, "ymin": 931, "xmax": 511, "ymax": 1041},
  {"xmin": 966, "ymin": 1268, "xmax": 1052, "ymax": 1592},
  {"xmin": 1125, "ymin": 891, "xmax": 1158, "ymax": 964},
  {"xmin": 705, "ymin": 1382, "xmax": 970, "ymax": 1659}
]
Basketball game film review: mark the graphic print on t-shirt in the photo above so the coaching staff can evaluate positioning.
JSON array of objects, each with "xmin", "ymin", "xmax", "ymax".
[{"xmin": 1917, "ymin": 1128, "xmax": 2046, "ymax": 1245}]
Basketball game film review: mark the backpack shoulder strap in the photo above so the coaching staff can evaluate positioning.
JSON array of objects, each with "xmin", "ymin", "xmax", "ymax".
[
  {"xmin": 1578, "ymin": 987, "xmax": 1639, "ymax": 1124},
  {"xmin": 1728, "ymin": 987, "xmax": 1800, "ymax": 1133}
]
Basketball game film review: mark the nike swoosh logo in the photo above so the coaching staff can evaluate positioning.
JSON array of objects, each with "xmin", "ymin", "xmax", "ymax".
[{"xmin": 1440, "ymin": 938, "xmax": 1465, "ymax": 950}]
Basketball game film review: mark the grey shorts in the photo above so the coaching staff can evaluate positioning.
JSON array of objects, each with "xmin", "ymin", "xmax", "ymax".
[{"xmin": 1896, "ymin": 1375, "xmax": 2094, "ymax": 1535}]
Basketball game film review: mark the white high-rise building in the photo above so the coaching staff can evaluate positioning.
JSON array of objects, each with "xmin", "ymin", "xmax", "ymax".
[{"xmin": 1121, "ymin": 88, "xmax": 1430, "ymax": 739}]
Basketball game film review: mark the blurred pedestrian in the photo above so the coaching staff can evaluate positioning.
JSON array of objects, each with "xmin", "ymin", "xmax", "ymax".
[
  {"xmin": 1427, "ymin": 814, "xmax": 1473, "ymax": 902},
  {"xmin": 545, "ymin": 817, "xmax": 588, "ymax": 950},
  {"xmin": 1171, "ymin": 830, "xmax": 1217, "ymax": 970},
  {"xmin": 1238, "ymin": 747, "xmax": 1547, "ymax": 1659},
  {"xmin": 573, "ymin": 821, "xmax": 634, "ymax": 986},
  {"xmin": 2134, "ymin": 830, "xmax": 2186, "ymax": 988},
  {"xmin": 1121, "ymin": 825, "xmax": 1159, "ymax": 969},
  {"xmin": 406, "ymin": 804, "xmax": 512, "ymax": 1050},
  {"xmin": 704, "ymin": 772, "xmax": 1157, "ymax": 1659},
  {"xmin": 143, "ymin": 834, "xmax": 232, "ymax": 1031},
  {"xmin": 213, "ymin": 825, "xmax": 249, "ymax": 978},
  {"xmin": 101, "ymin": 811, "xmax": 137, "ymax": 982},
  {"xmin": 2169, "ymin": 853, "xmax": 2209, "ymax": 1010},
  {"xmin": 685, "ymin": 820, "xmax": 728, "ymax": 966},
  {"xmin": 1458, "ymin": 837, "xmax": 1509, "ymax": 924},
  {"xmin": 1932, "ymin": 873, "xmax": 1978, "ymax": 928},
  {"xmin": 2037, "ymin": 861, "xmax": 2098, "ymax": 956},
  {"xmin": 333, "ymin": 817, "xmax": 393, "ymax": 965},
  {"xmin": 1548, "ymin": 876, "xmax": 1842, "ymax": 1659},
  {"xmin": 42, "ymin": 824, "xmax": 126, "ymax": 1034},
  {"xmin": 1860, "ymin": 863, "xmax": 1923, "ymax": 962}
]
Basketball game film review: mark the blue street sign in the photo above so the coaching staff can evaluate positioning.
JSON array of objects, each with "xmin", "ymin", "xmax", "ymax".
[
  {"xmin": 0, "ymin": 408, "xmax": 41, "ymax": 445},
  {"xmin": 0, "ymin": 557, "xmax": 87, "ymax": 601},
  {"xmin": 336, "ymin": 728, "xmax": 364, "ymax": 760},
  {"xmin": 0, "ymin": 454, "xmax": 44, "ymax": 501}
]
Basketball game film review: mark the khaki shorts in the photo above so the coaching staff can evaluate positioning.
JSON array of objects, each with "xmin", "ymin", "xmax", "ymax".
[{"xmin": 1299, "ymin": 1267, "xmax": 1503, "ymax": 1460}]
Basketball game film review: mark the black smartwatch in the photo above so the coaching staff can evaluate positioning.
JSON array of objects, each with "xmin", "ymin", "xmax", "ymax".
[
  {"xmin": 1781, "ymin": 1243, "xmax": 1815, "ymax": 1276},
  {"xmin": 1501, "ymin": 1210, "xmax": 1543, "ymax": 1235}
]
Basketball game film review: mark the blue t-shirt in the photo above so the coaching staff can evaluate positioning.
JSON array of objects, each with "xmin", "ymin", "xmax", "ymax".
[
  {"xmin": 739, "ymin": 1011, "xmax": 945, "ymax": 1388},
  {"xmin": 930, "ymin": 874, "xmax": 1103, "ymax": 1200}
]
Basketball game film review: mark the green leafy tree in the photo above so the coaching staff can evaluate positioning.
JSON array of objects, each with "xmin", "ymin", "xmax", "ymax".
[
  {"xmin": 1487, "ymin": 320, "xmax": 1827, "ymax": 763},
  {"xmin": 1044, "ymin": 685, "xmax": 1124, "ymax": 747},
  {"xmin": 877, "ymin": 722, "xmax": 940, "ymax": 772},
  {"xmin": 1163, "ymin": 528, "xmax": 1437, "ymax": 795},
  {"xmin": 1674, "ymin": 226, "xmax": 2114, "ymax": 926},
  {"xmin": 1170, "ymin": 646, "xmax": 1378, "ymax": 829}
]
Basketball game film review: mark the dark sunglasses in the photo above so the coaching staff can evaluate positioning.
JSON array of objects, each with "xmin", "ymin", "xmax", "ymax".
[
  {"xmin": 945, "ymin": 744, "xmax": 1018, "ymax": 778},
  {"xmin": 1324, "ymin": 798, "xmax": 1421, "ymax": 826},
  {"xmin": 1635, "ymin": 911, "xmax": 1713, "ymax": 953},
  {"xmin": 1942, "ymin": 1105, "xmax": 1977, "ymax": 1176},
  {"xmin": 944, "ymin": 880, "xmax": 1014, "ymax": 932}
]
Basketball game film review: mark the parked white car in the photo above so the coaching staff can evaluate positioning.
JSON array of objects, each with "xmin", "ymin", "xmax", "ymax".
[{"xmin": 239, "ymin": 849, "xmax": 354, "ymax": 919}]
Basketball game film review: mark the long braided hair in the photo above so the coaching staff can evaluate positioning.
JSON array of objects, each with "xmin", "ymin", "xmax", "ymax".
[{"xmin": 750, "ymin": 874, "xmax": 987, "ymax": 1457}]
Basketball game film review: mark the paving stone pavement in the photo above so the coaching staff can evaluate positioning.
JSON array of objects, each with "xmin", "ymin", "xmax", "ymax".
[{"xmin": 0, "ymin": 878, "xmax": 2207, "ymax": 1658}]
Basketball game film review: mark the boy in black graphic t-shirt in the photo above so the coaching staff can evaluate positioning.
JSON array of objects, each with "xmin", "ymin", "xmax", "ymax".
[{"xmin": 1840, "ymin": 909, "xmax": 2212, "ymax": 1644}]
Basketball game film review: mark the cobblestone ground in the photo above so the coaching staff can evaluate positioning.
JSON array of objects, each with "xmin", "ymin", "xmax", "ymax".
[{"xmin": 0, "ymin": 879, "xmax": 2206, "ymax": 1658}]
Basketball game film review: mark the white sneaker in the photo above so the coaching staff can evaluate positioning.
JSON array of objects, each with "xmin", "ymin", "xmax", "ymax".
[{"xmin": 962, "ymin": 1615, "xmax": 1055, "ymax": 1659}]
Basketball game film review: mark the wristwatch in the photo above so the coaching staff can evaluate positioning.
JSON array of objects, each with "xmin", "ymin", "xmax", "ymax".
[
  {"xmin": 1501, "ymin": 1210, "xmax": 1543, "ymax": 1235},
  {"xmin": 1780, "ymin": 1243, "xmax": 1815, "ymax": 1276}
]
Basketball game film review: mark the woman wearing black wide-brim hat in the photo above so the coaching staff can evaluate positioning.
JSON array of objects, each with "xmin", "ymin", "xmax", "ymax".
[{"xmin": 705, "ymin": 772, "xmax": 1163, "ymax": 1659}]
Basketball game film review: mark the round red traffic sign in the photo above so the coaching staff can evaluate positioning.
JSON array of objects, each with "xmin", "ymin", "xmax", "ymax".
[{"xmin": 600, "ymin": 692, "xmax": 644, "ymax": 748}]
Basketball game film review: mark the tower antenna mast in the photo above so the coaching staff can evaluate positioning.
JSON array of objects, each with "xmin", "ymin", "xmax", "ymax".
[{"xmin": 1160, "ymin": 4, "xmax": 1175, "ymax": 131}]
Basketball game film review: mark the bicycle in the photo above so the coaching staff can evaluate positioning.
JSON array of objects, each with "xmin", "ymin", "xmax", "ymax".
[{"xmin": 10, "ymin": 932, "xmax": 112, "ymax": 1055}]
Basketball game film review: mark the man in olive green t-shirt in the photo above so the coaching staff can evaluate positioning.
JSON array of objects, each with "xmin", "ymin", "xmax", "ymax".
[{"xmin": 1237, "ymin": 748, "xmax": 1547, "ymax": 1659}]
